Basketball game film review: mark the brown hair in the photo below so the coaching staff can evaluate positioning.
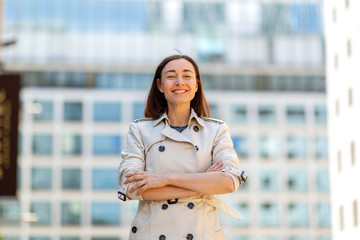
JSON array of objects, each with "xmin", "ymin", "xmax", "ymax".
[{"xmin": 144, "ymin": 55, "xmax": 210, "ymax": 119}]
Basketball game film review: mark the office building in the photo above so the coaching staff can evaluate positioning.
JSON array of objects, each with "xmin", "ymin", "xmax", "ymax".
[
  {"xmin": 324, "ymin": 0, "xmax": 360, "ymax": 239},
  {"xmin": 0, "ymin": 0, "xmax": 330, "ymax": 240}
]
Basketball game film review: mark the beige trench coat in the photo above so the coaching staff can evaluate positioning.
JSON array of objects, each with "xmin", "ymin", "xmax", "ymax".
[{"xmin": 118, "ymin": 109, "xmax": 243, "ymax": 240}]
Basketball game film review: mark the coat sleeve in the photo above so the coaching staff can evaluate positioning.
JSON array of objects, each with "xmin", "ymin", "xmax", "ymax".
[
  {"xmin": 118, "ymin": 122, "xmax": 145, "ymax": 200},
  {"xmin": 212, "ymin": 122, "xmax": 243, "ymax": 191}
]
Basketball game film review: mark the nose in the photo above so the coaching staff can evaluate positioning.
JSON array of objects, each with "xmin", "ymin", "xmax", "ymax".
[{"xmin": 175, "ymin": 76, "xmax": 185, "ymax": 86}]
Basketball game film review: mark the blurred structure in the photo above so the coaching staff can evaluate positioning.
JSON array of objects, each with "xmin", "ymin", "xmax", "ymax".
[
  {"xmin": 324, "ymin": 0, "xmax": 360, "ymax": 239},
  {"xmin": 0, "ymin": 0, "xmax": 330, "ymax": 240}
]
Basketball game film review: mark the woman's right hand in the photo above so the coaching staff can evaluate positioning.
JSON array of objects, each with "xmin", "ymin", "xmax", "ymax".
[{"xmin": 206, "ymin": 160, "xmax": 223, "ymax": 172}]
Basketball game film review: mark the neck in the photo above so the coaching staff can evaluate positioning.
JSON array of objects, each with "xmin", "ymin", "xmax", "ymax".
[{"xmin": 167, "ymin": 104, "xmax": 191, "ymax": 126}]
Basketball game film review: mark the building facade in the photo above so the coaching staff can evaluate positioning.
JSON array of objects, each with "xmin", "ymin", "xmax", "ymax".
[
  {"xmin": 324, "ymin": 0, "xmax": 360, "ymax": 239},
  {"xmin": 0, "ymin": 0, "xmax": 330, "ymax": 240}
]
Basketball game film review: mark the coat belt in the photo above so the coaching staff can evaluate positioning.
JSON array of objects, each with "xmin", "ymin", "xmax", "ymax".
[
  {"xmin": 149, "ymin": 195, "xmax": 242, "ymax": 221},
  {"xmin": 202, "ymin": 195, "xmax": 242, "ymax": 220}
]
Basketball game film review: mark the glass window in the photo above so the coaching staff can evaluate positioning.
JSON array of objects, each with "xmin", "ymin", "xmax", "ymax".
[
  {"xmin": 96, "ymin": 73, "xmax": 152, "ymax": 89},
  {"xmin": 60, "ymin": 237, "xmax": 80, "ymax": 240},
  {"xmin": 0, "ymin": 201, "xmax": 21, "ymax": 226},
  {"xmin": 93, "ymin": 135, "xmax": 121, "ymax": 155},
  {"xmin": 33, "ymin": 101, "xmax": 53, "ymax": 121},
  {"xmin": 259, "ymin": 135, "xmax": 278, "ymax": 159},
  {"xmin": 315, "ymin": 136, "xmax": 328, "ymax": 159},
  {"xmin": 92, "ymin": 169, "xmax": 119, "ymax": 190},
  {"xmin": 133, "ymin": 102, "xmax": 145, "ymax": 120},
  {"xmin": 32, "ymin": 134, "xmax": 53, "ymax": 155},
  {"xmin": 259, "ymin": 169, "xmax": 279, "ymax": 191},
  {"xmin": 286, "ymin": 105, "xmax": 305, "ymax": 124},
  {"xmin": 229, "ymin": 104, "xmax": 247, "ymax": 123},
  {"xmin": 258, "ymin": 237, "xmax": 281, "ymax": 240},
  {"xmin": 64, "ymin": 102, "xmax": 82, "ymax": 121},
  {"xmin": 318, "ymin": 237, "xmax": 331, "ymax": 240},
  {"xmin": 232, "ymin": 136, "xmax": 248, "ymax": 158},
  {"xmin": 91, "ymin": 202, "xmax": 120, "ymax": 225},
  {"xmin": 62, "ymin": 168, "xmax": 81, "ymax": 190},
  {"xmin": 91, "ymin": 238, "xmax": 120, "ymax": 240},
  {"xmin": 287, "ymin": 136, "xmax": 307, "ymax": 159},
  {"xmin": 2, "ymin": 236, "xmax": 20, "ymax": 240},
  {"xmin": 18, "ymin": 133, "xmax": 22, "ymax": 155},
  {"xmin": 259, "ymin": 203, "xmax": 280, "ymax": 227},
  {"xmin": 229, "ymin": 236, "xmax": 249, "ymax": 240},
  {"xmin": 316, "ymin": 169, "xmax": 329, "ymax": 192},
  {"xmin": 31, "ymin": 168, "xmax": 52, "ymax": 190},
  {"xmin": 227, "ymin": 203, "xmax": 250, "ymax": 227},
  {"xmin": 288, "ymin": 237, "xmax": 310, "ymax": 240},
  {"xmin": 30, "ymin": 237, "xmax": 50, "ymax": 240},
  {"xmin": 261, "ymin": 4, "xmax": 321, "ymax": 34},
  {"xmin": 258, "ymin": 105, "xmax": 276, "ymax": 123},
  {"xmin": 30, "ymin": 202, "xmax": 51, "ymax": 225},
  {"xmin": 62, "ymin": 134, "xmax": 82, "ymax": 155},
  {"xmin": 317, "ymin": 202, "xmax": 331, "ymax": 227},
  {"xmin": 288, "ymin": 203, "xmax": 309, "ymax": 227},
  {"xmin": 61, "ymin": 202, "xmax": 81, "ymax": 226},
  {"xmin": 183, "ymin": 3, "xmax": 225, "ymax": 35},
  {"xmin": 314, "ymin": 104, "xmax": 327, "ymax": 124},
  {"xmin": 287, "ymin": 169, "xmax": 307, "ymax": 192},
  {"xmin": 93, "ymin": 102, "xmax": 121, "ymax": 122},
  {"xmin": 209, "ymin": 103, "xmax": 220, "ymax": 119}
]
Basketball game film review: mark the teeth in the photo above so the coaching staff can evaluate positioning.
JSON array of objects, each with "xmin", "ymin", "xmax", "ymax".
[{"xmin": 173, "ymin": 90, "xmax": 186, "ymax": 93}]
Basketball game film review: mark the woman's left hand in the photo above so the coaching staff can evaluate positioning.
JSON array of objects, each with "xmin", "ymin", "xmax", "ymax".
[{"xmin": 125, "ymin": 171, "xmax": 169, "ymax": 196}]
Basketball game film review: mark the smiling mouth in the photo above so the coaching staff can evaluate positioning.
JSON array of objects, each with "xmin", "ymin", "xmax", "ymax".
[{"xmin": 172, "ymin": 90, "xmax": 188, "ymax": 94}]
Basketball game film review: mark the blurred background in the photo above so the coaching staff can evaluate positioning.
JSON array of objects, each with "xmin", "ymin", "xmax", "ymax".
[{"xmin": 0, "ymin": 0, "xmax": 332, "ymax": 240}]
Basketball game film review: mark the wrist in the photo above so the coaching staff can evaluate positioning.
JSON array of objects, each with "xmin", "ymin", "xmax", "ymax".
[{"xmin": 166, "ymin": 173, "xmax": 177, "ymax": 186}]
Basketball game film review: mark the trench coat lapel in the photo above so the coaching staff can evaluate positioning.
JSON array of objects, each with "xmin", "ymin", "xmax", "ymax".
[
  {"xmin": 161, "ymin": 124, "xmax": 193, "ymax": 145},
  {"xmin": 152, "ymin": 109, "xmax": 205, "ymax": 145}
]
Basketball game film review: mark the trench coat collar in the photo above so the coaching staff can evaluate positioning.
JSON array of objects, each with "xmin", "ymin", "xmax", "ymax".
[{"xmin": 152, "ymin": 108, "xmax": 205, "ymax": 128}]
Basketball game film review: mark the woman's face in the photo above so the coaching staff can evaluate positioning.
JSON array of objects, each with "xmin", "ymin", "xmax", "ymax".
[{"xmin": 157, "ymin": 58, "xmax": 198, "ymax": 109}]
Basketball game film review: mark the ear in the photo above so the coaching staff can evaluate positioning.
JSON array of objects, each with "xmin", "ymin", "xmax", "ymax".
[{"xmin": 157, "ymin": 79, "xmax": 164, "ymax": 93}]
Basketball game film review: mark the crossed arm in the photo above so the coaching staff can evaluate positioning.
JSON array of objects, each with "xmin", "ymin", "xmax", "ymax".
[{"xmin": 124, "ymin": 160, "xmax": 235, "ymax": 201}]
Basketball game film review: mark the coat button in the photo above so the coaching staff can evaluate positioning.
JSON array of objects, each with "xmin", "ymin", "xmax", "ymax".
[
  {"xmin": 159, "ymin": 145, "xmax": 165, "ymax": 152},
  {"xmin": 186, "ymin": 233, "xmax": 193, "ymax": 240},
  {"xmin": 159, "ymin": 235, "xmax": 166, "ymax": 240},
  {"xmin": 161, "ymin": 204, "xmax": 168, "ymax": 210},
  {"xmin": 193, "ymin": 126, "xmax": 199, "ymax": 132},
  {"xmin": 187, "ymin": 202, "xmax": 194, "ymax": 209},
  {"xmin": 195, "ymin": 145, "xmax": 199, "ymax": 151},
  {"xmin": 132, "ymin": 226, "xmax": 137, "ymax": 233}
]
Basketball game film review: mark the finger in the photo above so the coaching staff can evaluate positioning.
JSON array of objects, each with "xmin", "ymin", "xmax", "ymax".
[
  {"xmin": 129, "ymin": 180, "xmax": 146, "ymax": 193},
  {"xmin": 124, "ymin": 175, "xmax": 144, "ymax": 184},
  {"xmin": 125, "ymin": 171, "xmax": 144, "ymax": 178},
  {"xmin": 137, "ymin": 183, "xmax": 151, "ymax": 196},
  {"xmin": 213, "ymin": 161, "xmax": 223, "ymax": 171},
  {"xmin": 215, "ymin": 160, "xmax": 223, "ymax": 165},
  {"xmin": 211, "ymin": 161, "xmax": 223, "ymax": 169}
]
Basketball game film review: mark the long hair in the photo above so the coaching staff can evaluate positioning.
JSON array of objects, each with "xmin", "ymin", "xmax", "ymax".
[{"xmin": 144, "ymin": 55, "xmax": 210, "ymax": 119}]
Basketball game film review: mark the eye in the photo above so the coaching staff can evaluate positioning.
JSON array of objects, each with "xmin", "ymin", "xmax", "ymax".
[{"xmin": 166, "ymin": 75, "xmax": 175, "ymax": 79}]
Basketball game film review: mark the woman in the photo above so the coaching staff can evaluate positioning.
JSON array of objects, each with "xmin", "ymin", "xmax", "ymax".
[{"xmin": 118, "ymin": 55, "xmax": 246, "ymax": 240}]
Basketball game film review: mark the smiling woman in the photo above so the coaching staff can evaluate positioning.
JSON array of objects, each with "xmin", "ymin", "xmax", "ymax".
[{"xmin": 118, "ymin": 55, "xmax": 246, "ymax": 240}]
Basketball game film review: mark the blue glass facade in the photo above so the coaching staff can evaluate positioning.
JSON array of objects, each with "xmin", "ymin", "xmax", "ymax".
[
  {"xmin": 91, "ymin": 202, "xmax": 121, "ymax": 225},
  {"xmin": 92, "ymin": 135, "xmax": 121, "ymax": 155},
  {"xmin": 92, "ymin": 169, "xmax": 119, "ymax": 190},
  {"xmin": 31, "ymin": 168, "xmax": 52, "ymax": 190},
  {"xmin": 1, "ymin": 0, "xmax": 329, "ymax": 239},
  {"xmin": 32, "ymin": 134, "xmax": 53, "ymax": 155}
]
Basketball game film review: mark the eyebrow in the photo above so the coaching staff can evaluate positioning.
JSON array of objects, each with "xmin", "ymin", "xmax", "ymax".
[{"xmin": 164, "ymin": 69, "xmax": 194, "ymax": 74}]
